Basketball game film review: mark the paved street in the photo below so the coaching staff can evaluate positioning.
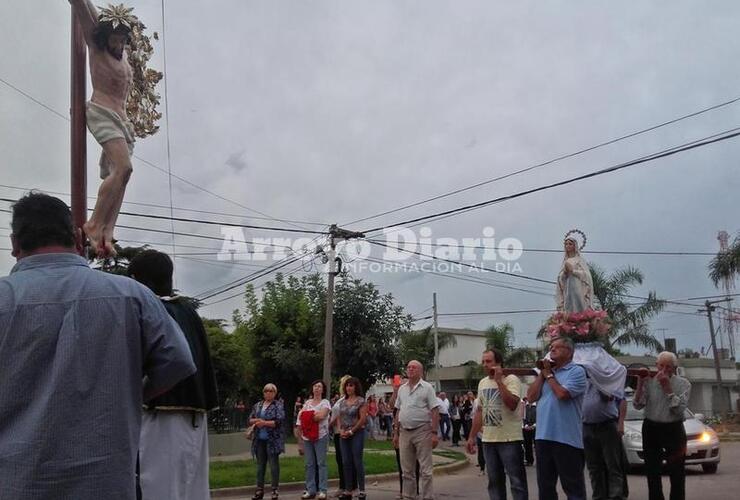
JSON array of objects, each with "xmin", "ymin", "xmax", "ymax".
[{"xmin": 218, "ymin": 441, "xmax": 739, "ymax": 499}]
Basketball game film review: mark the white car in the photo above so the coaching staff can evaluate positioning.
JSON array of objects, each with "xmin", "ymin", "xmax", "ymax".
[{"xmin": 622, "ymin": 403, "xmax": 720, "ymax": 473}]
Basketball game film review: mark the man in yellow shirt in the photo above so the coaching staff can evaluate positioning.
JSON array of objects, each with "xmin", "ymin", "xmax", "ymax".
[{"xmin": 467, "ymin": 349, "xmax": 528, "ymax": 500}]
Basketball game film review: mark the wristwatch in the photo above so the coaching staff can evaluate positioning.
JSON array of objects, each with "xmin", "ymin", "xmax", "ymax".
[
  {"xmin": 349, "ymin": 429, "xmax": 354, "ymax": 436},
  {"xmin": 545, "ymin": 374, "xmax": 555, "ymax": 380}
]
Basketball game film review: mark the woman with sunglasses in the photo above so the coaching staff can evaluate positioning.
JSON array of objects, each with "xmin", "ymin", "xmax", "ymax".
[{"xmin": 248, "ymin": 383, "xmax": 285, "ymax": 500}]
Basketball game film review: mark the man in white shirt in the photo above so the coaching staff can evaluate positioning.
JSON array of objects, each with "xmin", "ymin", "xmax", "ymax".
[
  {"xmin": 393, "ymin": 360, "xmax": 440, "ymax": 500},
  {"xmin": 437, "ymin": 392, "xmax": 451, "ymax": 441}
]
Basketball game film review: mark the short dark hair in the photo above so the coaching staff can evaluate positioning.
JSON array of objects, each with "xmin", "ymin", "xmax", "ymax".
[
  {"xmin": 341, "ymin": 376, "xmax": 364, "ymax": 398},
  {"xmin": 483, "ymin": 348, "xmax": 505, "ymax": 367},
  {"xmin": 310, "ymin": 379, "xmax": 327, "ymax": 399},
  {"xmin": 92, "ymin": 23, "xmax": 132, "ymax": 51},
  {"xmin": 11, "ymin": 192, "xmax": 75, "ymax": 252},
  {"xmin": 127, "ymin": 250, "xmax": 174, "ymax": 296}
]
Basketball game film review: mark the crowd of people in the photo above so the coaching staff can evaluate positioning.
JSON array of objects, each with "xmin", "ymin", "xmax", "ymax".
[{"xmin": 0, "ymin": 193, "xmax": 694, "ymax": 500}]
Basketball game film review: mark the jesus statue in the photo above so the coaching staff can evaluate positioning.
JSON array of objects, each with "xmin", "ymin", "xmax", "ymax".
[{"xmin": 68, "ymin": 1, "xmax": 160, "ymax": 257}]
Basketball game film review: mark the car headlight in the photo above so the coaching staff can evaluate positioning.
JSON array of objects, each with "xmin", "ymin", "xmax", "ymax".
[
  {"xmin": 624, "ymin": 430, "xmax": 642, "ymax": 444},
  {"xmin": 698, "ymin": 429, "xmax": 718, "ymax": 443}
]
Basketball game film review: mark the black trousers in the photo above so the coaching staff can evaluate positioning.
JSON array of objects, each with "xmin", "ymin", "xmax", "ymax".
[
  {"xmin": 522, "ymin": 428, "xmax": 535, "ymax": 465},
  {"xmin": 535, "ymin": 439, "xmax": 586, "ymax": 500},
  {"xmin": 451, "ymin": 419, "xmax": 462, "ymax": 445},
  {"xmin": 643, "ymin": 419, "xmax": 686, "ymax": 500},
  {"xmin": 583, "ymin": 421, "xmax": 628, "ymax": 500},
  {"xmin": 394, "ymin": 448, "xmax": 420, "ymax": 495}
]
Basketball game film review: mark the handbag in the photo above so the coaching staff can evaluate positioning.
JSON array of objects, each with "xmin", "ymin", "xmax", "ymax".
[{"xmin": 245, "ymin": 423, "xmax": 256, "ymax": 440}]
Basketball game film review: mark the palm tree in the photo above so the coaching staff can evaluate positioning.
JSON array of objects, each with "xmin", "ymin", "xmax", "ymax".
[
  {"xmin": 398, "ymin": 326, "xmax": 457, "ymax": 370},
  {"xmin": 709, "ymin": 233, "xmax": 740, "ymax": 287},
  {"xmin": 590, "ymin": 264, "xmax": 665, "ymax": 353},
  {"xmin": 484, "ymin": 322, "xmax": 537, "ymax": 367},
  {"xmin": 464, "ymin": 322, "xmax": 537, "ymax": 388}
]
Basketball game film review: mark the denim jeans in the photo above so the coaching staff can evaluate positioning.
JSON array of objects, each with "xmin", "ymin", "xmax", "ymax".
[
  {"xmin": 303, "ymin": 435, "xmax": 329, "ymax": 494},
  {"xmin": 339, "ymin": 432, "xmax": 366, "ymax": 491},
  {"xmin": 255, "ymin": 438, "xmax": 280, "ymax": 489},
  {"xmin": 482, "ymin": 441, "xmax": 528, "ymax": 500}
]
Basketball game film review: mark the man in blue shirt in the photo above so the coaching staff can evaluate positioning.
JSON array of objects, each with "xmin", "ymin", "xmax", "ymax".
[
  {"xmin": 527, "ymin": 337, "xmax": 587, "ymax": 500},
  {"xmin": 0, "ymin": 193, "xmax": 196, "ymax": 500}
]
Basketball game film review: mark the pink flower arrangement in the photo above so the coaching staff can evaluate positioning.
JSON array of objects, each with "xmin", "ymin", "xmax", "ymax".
[{"xmin": 545, "ymin": 308, "xmax": 611, "ymax": 343}]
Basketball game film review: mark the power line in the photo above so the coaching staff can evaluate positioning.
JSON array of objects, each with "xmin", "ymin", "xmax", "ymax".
[
  {"xmin": 438, "ymin": 309, "xmax": 557, "ymax": 317},
  {"xmin": 360, "ymin": 127, "xmax": 740, "ymax": 235},
  {"xmin": 0, "ymin": 182, "xmax": 328, "ymax": 226},
  {"xmin": 0, "ymin": 198, "xmax": 327, "ymax": 235},
  {"xmin": 365, "ymin": 238, "xmax": 716, "ymax": 257},
  {"xmin": 0, "ymin": 76, "xmax": 314, "ymax": 229},
  {"xmin": 344, "ymin": 95, "xmax": 740, "ymax": 227},
  {"xmin": 159, "ymin": 0, "xmax": 177, "ymax": 274}
]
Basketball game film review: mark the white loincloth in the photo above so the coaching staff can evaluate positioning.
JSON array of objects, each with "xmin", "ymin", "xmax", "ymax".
[{"xmin": 86, "ymin": 101, "xmax": 135, "ymax": 179}]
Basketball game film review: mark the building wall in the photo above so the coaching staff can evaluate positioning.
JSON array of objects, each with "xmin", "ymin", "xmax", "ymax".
[{"xmin": 439, "ymin": 333, "xmax": 486, "ymax": 367}]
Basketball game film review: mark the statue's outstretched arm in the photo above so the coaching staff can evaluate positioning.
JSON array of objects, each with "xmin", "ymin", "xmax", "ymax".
[{"xmin": 68, "ymin": 0, "xmax": 98, "ymax": 46}]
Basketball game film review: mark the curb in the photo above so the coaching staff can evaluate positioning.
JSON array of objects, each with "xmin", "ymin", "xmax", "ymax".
[{"xmin": 210, "ymin": 456, "xmax": 471, "ymax": 498}]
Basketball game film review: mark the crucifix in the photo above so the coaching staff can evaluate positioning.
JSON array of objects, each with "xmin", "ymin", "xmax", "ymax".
[{"xmin": 68, "ymin": 1, "xmax": 161, "ymax": 258}]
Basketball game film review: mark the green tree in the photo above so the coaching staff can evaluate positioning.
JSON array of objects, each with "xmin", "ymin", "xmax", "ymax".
[
  {"xmin": 590, "ymin": 264, "xmax": 666, "ymax": 353},
  {"xmin": 203, "ymin": 318, "xmax": 251, "ymax": 404},
  {"xmin": 333, "ymin": 274, "xmax": 411, "ymax": 390},
  {"xmin": 397, "ymin": 326, "xmax": 457, "ymax": 371},
  {"xmin": 709, "ymin": 233, "xmax": 740, "ymax": 287},
  {"xmin": 235, "ymin": 272, "xmax": 410, "ymax": 418}
]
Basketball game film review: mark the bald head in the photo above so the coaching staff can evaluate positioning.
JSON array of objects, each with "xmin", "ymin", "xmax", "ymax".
[{"xmin": 406, "ymin": 360, "xmax": 424, "ymax": 382}]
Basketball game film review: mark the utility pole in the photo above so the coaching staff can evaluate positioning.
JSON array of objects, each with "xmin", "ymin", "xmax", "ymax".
[
  {"xmin": 70, "ymin": 6, "xmax": 87, "ymax": 256},
  {"xmin": 432, "ymin": 292, "xmax": 439, "ymax": 391},
  {"xmin": 699, "ymin": 297, "xmax": 733, "ymax": 413},
  {"xmin": 321, "ymin": 224, "xmax": 365, "ymax": 391}
]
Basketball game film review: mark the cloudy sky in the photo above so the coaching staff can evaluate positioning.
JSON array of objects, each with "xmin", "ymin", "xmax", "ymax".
[{"xmin": 1, "ymin": 1, "xmax": 739, "ymax": 356}]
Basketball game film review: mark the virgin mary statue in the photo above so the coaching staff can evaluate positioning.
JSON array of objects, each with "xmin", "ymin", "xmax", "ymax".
[
  {"xmin": 556, "ymin": 232, "xmax": 593, "ymax": 313},
  {"xmin": 555, "ymin": 230, "xmax": 626, "ymax": 398}
]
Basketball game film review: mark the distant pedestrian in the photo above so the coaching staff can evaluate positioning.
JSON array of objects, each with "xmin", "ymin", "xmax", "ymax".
[
  {"xmin": 437, "ymin": 392, "xmax": 451, "ymax": 440},
  {"xmin": 248, "ymin": 384, "xmax": 285, "ymax": 500},
  {"xmin": 367, "ymin": 395, "xmax": 379, "ymax": 440},
  {"xmin": 461, "ymin": 391, "xmax": 475, "ymax": 439},
  {"xmin": 521, "ymin": 398, "xmax": 536, "ymax": 466},
  {"xmin": 296, "ymin": 380, "xmax": 331, "ymax": 500},
  {"xmin": 450, "ymin": 394, "xmax": 462, "ymax": 446}
]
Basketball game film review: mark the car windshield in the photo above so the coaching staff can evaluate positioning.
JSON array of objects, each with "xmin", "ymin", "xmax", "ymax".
[{"xmin": 625, "ymin": 400, "xmax": 692, "ymax": 421}]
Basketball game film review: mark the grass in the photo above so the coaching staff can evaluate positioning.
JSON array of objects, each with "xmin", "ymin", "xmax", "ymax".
[
  {"xmin": 210, "ymin": 452, "xmax": 398, "ymax": 489},
  {"xmin": 209, "ymin": 445, "xmax": 467, "ymax": 490}
]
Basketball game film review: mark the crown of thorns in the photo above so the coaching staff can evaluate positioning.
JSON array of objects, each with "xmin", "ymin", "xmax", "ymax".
[
  {"xmin": 564, "ymin": 229, "xmax": 587, "ymax": 251},
  {"xmin": 98, "ymin": 3, "xmax": 138, "ymax": 31}
]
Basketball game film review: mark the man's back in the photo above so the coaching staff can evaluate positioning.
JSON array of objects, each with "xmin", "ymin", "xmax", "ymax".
[{"xmin": 0, "ymin": 254, "xmax": 194, "ymax": 500}]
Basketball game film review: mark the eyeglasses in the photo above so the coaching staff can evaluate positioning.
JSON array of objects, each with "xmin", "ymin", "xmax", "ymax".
[{"xmin": 263, "ymin": 389, "xmax": 275, "ymax": 393}]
